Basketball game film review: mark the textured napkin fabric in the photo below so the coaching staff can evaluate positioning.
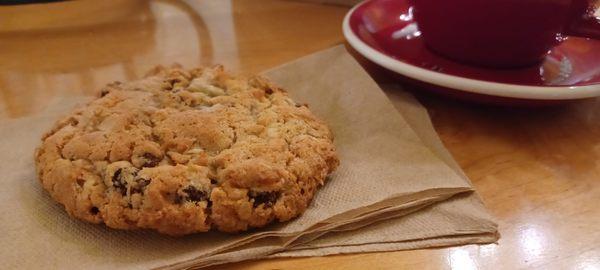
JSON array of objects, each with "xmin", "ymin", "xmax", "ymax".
[{"xmin": 0, "ymin": 46, "xmax": 497, "ymax": 269}]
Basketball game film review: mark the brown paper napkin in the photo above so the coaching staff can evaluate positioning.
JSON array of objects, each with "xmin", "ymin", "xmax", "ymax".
[
  {"xmin": 271, "ymin": 89, "xmax": 500, "ymax": 255},
  {"xmin": 0, "ymin": 46, "xmax": 496, "ymax": 269},
  {"xmin": 182, "ymin": 46, "xmax": 498, "ymax": 268}
]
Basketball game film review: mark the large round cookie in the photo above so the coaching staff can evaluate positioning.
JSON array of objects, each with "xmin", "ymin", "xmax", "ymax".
[{"xmin": 35, "ymin": 66, "xmax": 339, "ymax": 236}]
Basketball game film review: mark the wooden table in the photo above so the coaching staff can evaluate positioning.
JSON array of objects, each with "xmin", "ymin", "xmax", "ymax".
[{"xmin": 1, "ymin": 1, "xmax": 599, "ymax": 269}]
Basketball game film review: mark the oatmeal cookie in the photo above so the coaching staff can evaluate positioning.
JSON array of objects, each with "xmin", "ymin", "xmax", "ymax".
[{"xmin": 34, "ymin": 65, "xmax": 339, "ymax": 236}]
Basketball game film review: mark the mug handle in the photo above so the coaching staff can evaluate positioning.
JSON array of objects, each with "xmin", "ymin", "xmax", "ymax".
[{"xmin": 566, "ymin": 0, "xmax": 600, "ymax": 39}]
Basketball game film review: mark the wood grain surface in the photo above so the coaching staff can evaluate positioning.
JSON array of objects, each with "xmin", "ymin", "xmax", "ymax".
[{"xmin": 1, "ymin": 1, "xmax": 598, "ymax": 269}]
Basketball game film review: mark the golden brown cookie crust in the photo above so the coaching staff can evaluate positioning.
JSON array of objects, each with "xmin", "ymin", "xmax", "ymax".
[{"xmin": 34, "ymin": 65, "xmax": 339, "ymax": 236}]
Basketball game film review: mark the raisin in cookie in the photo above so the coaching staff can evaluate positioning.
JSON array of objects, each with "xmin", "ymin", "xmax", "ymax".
[{"xmin": 34, "ymin": 65, "xmax": 339, "ymax": 236}]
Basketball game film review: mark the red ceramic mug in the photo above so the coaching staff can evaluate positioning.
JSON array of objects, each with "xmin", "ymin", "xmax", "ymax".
[{"xmin": 411, "ymin": 0, "xmax": 600, "ymax": 68}]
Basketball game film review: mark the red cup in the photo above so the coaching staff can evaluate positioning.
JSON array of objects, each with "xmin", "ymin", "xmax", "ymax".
[{"xmin": 411, "ymin": 0, "xmax": 600, "ymax": 68}]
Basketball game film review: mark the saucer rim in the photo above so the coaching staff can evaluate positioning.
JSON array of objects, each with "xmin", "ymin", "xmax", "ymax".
[{"xmin": 343, "ymin": 0, "xmax": 600, "ymax": 100}]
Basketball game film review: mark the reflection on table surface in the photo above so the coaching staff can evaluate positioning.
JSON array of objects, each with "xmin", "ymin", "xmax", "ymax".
[
  {"xmin": 0, "ymin": 0, "xmax": 344, "ymax": 117},
  {"xmin": 1, "ymin": 1, "xmax": 599, "ymax": 270}
]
